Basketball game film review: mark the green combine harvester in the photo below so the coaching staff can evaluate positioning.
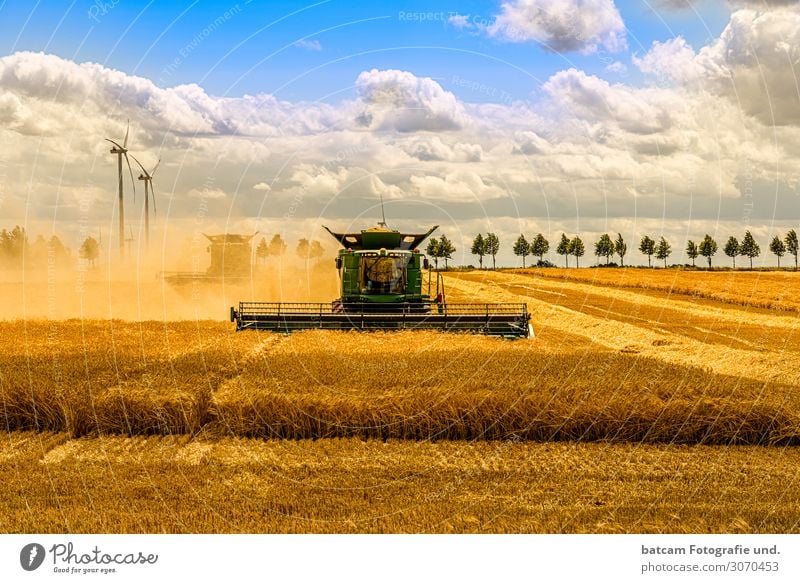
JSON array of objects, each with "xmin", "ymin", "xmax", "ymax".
[{"xmin": 230, "ymin": 222, "xmax": 532, "ymax": 338}]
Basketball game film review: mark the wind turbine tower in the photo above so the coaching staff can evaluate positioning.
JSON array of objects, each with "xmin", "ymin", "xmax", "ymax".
[
  {"xmin": 132, "ymin": 156, "xmax": 160, "ymax": 251},
  {"xmin": 105, "ymin": 120, "xmax": 136, "ymax": 260}
]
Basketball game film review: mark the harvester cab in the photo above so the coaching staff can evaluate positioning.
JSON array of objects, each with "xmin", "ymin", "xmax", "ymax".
[
  {"xmin": 230, "ymin": 223, "xmax": 532, "ymax": 337},
  {"xmin": 326, "ymin": 225, "xmax": 437, "ymax": 312}
]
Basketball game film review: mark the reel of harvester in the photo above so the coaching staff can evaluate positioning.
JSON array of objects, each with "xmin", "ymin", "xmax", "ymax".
[{"xmin": 230, "ymin": 223, "xmax": 532, "ymax": 338}]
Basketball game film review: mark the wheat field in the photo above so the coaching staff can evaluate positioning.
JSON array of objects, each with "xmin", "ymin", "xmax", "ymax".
[{"xmin": 1, "ymin": 268, "xmax": 799, "ymax": 532}]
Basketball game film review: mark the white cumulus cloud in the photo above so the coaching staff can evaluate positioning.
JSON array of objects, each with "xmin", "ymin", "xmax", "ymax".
[
  {"xmin": 294, "ymin": 39, "xmax": 322, "ymax": 52},
  {"xmin": 487, "ymin": 0, "xmax": 627, "ymax": 54},
  {"xmin": 354, "ymin": 68, "xmax": 468, "ymax": 132}
]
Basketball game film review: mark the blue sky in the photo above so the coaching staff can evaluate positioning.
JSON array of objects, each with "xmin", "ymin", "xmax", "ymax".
[{"xmin": 0, "ymin": 0, "xmax": 731, "ymax": 103}]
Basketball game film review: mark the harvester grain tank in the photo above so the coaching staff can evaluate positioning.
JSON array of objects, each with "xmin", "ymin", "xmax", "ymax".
[{"xmin": 231, "ymin": 224, "xmax": 532, "ymax": 337}]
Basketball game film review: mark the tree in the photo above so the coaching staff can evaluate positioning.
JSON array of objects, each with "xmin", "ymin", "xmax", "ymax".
[
  {"xmin": 471, "ymin": 234, "xmax": 486, "ymax": 269},
  {"xmin": 568, "ymin": 236, "xmax": 585, "ymax": 268},
  {"xmin": 485, "ymin": 232, "xmax": 500, "ymax": 269},
  {"xmin": 785, "ymin": 229, "xmax": 798, "ymax": 270},
  {"xmin": 438, "ymin": 234, "xmax": 456, "ymax": 269},
  {"xmin": 556, "ymin": 233, "xmax": 570, "ymax": 268},
  {"xmin": 0, "ymin": 225, "xmax": 27, "ymax": 267},
  {"xmin": 739, "ymin": 230, "xmax": 760, "ymax": 269},
  {"xmin": 594, "ymin": 233, "xmax": 615, "ymax": 265},
  {"xmin": 255, "ymin": 237, "xmax": 268, "ymax": 265},
  {"xmin": 699, "ymin": 234, "xmax": 718, "ymax": 268},
  {"xmin": 267, "ymin": 234, "xmax": 287, "ymax": 257},
  {"xmin": 615, "ymin": 233, "xmax": 627, "ymax": 266},
  {"xmin": 426, "ymin": 237, "xmax": 441, "ymax": 269},
  {"xmin": 686, "ymin": 240, "xmax": 698, "ymax": 267},
  {"xmin": 639, "ymin": 235, "xmax": 656, "ymax": 267},
  {"xmin": 296, "ymin": 238, "xmax": 310, "ymax": 259},
  {"xmin": 770, "ymin": 235, "xmax": 786, "ymax": 267},
  {"xmin": 724, "ymin": 236, "xmax": 740, "ymax": 268},
  {"xmin": 513, "ymin": 235, "xmax": 531, "ymax": 268},
  {"xmin": 530, "ymin": 233, "xmax": 549, "ymax": 264},
  {"xmin": 79, "ymin": 236, "xmax": 100, "ymax": 267},
  {"xmin": 655, "ymin": 237, "xmax": 671, "ymax": 268},
  {"xmin": 46, "ymin": 235, "xmax": 70, "ymax": 269},
  {"xmin": 309, "ymin": 240, "xmax": 324, "ymax": 260}
]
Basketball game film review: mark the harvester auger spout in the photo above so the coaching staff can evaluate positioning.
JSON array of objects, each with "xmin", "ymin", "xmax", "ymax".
[{"xmin": 231, "ymin": 223, "xmax": 533, "ymax": 338}]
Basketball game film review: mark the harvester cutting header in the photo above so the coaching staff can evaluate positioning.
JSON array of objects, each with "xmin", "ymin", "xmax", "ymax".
[{"xmin": 230, "ymin": 219, "xmax": 532, "ymax": 337}]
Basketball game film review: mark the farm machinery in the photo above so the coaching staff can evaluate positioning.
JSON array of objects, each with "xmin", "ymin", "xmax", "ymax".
[{"xmin": 230, "ymin": 223, "xmax": 532, "ymax": 337}]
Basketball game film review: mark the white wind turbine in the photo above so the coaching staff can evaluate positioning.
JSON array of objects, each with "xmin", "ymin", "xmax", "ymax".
[
  {"xmin": 105, "ymin": 120, "xmax": 136, "ymax": 259},
  {"xmin": 131, "ymin": 156, "xmax": 160, "ymax": 251}
]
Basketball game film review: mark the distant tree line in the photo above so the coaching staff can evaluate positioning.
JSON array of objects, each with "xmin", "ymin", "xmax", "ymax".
[
  {"xmin": 423, "ymin": 228, "xmax": 799, "ymax": 270},
  {"xmin": 255, "ymin": 234, "xmax": 325, "ymax": 265},
  {"xmin": 0, "ymin": 226, "xmax": 75, "ymax": 269}
]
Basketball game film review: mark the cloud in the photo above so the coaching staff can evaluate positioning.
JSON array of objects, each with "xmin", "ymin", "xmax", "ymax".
[
  {"xmin": 512, "ymin": 131, "xmax": 551, "ymax": 155},
  {"xmin": 487, "ymin": 0, "xmax": 627, "ymax": 54},
  {"xmin": 294, "ymin": 39, "xmax": 322, "ymax": 52},
  {"xmin": 400, "ymin": 136, "xmax": 482, "ymax": 162},
  {"xmin": 187, "ymin": 187, "xmax": 227, "ymax": 199},
  {"xmin": 448, "ymin": 14, "xmax": 472, "ymax": 29},
  {"xmin": 633, "ymin": 37, "xmax": 702, "ymax": 84},
  {"xmin": 657, "ymin": 0, "xmax": 794, "ymax": 8},
  {"xmin": 704, "ymin": 8, "xmax": 800, "ymax": 126},
  {"xmin": 0, "ymin": 21, "xmax": 799, "ymax": 261},
  {"xmin": 354, "ymin": 69, "xmax": 468, "ymax": 132},
  {"xmin": 654, "ymin": 0, "xmax": 696, "ymax": 9},
  {"xmin": 287, "ymin": 164, "xmax": 349, "ymax": 197},
  {"xmin": 543, "ymin": 68, "xmax": 676, "ymax": 134},
  {"xmin": 0, "ymin": 51, "xmax": 341, "ymax": 138},
  {"xmin": 728, "ymin": 0, "xmax": 797, "ymax": 5},
  {"xmin": 409, "ymin": 171, "xmax": 507, "ymax": 202},
  {"xmin": 605, "ymin": 61, "xmax": 628, "ymax": 74},
  {"xmin": 635, "ymin": 9, "xmax": 800, "ymax": 125}
]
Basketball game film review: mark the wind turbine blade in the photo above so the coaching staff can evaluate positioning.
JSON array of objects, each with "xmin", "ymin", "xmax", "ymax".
[
  {"xmin": 124, "ymin": 153, "xmax": 137, "ymax": 201},
  {"xmin": 130, "ymin": 154, "xmax": 147, "ymax": 176},
  {"xmin": 150, "ymin": 158, "xmax": 161, "ymax": 177},
  {"xmin": 123, "ymin": 119, "xmax": 130, "ymax": 148},
  {"xmin": 150, "ymin": 181, "xmax": 157, "ymax": 217},
  {"xmin": 105, "ymin": 138, "xmax": 124, "ymax": 150}
]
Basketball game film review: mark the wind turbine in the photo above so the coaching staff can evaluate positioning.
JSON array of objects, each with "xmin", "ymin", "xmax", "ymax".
[
  {"xmin": 105, "ymin": 120, "xmax": 136, "ymax": 260},
  {"xmin": 131, "ymin": 156, "xmax": 160, "ymax": 251}
]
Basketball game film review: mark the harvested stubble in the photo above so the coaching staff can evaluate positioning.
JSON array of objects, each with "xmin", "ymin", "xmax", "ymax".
[
  {"xmin": 211, "ymin": 331, "xmax": 800, "ymax": 444},
  {"xmin": 3, "ymin": 433, "xmax": 800, "ymax": 533},
  {"xmin": 2, "ymin": 320, "xmax": 798, "ymax": 445},
  {"xmin": 509, "ymin": 268, "xmax": 800, "ymax": 312},
  {"xmin": 0, "ymin": 320, "xmax": 260, "ymax": 436}
]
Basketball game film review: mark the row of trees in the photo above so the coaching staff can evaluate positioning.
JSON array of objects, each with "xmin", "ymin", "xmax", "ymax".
[
  {"xmin": 479, "ymin": 229, "xmax": 799, "ymax": 269},
  {"xmin": 2, "ymin": 227, "xmax": 330, "ymax": 270},
  {"xmin": 469, "ymin": 233, "xmax": 500, "ymax": 269},
  {"xmin": 254, "ymin": 234, "xmax": 327, "ymax": 264},
  {"xmin": 1, "ymin": 226, "xmax": 83, "ymax": 268}
]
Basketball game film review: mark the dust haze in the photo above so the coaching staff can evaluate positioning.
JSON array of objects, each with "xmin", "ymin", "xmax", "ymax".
[{"xmin": 0, "ymin": 229, "xmax": 340, "ymax": 321}]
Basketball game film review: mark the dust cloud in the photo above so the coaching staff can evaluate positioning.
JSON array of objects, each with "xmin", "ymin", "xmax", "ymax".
[{"xmin": 0, "ymin": 256, "xmax": 339, "ymax": 321}]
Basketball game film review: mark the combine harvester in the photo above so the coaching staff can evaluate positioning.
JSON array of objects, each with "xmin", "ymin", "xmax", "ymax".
[{"xmin": 230, "ymin": 220, "xmax": 532, "ymax": 338}]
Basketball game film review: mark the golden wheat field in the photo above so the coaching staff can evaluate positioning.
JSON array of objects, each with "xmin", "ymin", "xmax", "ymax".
[{"xmin": 1, "ymin": 268, "xmax": 799, "ymax": 533}]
